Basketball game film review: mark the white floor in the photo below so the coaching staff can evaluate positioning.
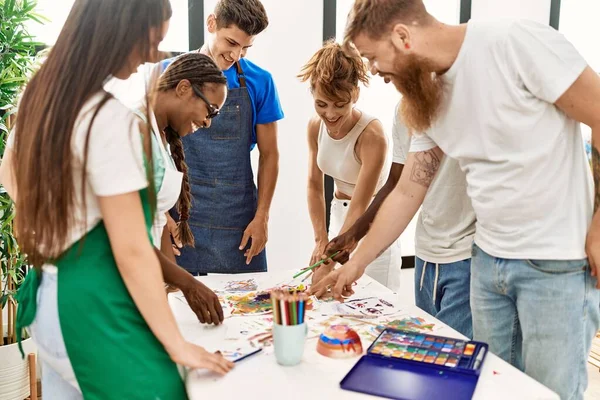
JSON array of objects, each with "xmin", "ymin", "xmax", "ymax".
[{"xmin": 398, "ymin": 267, "xmax": 600, "ymax": 399}]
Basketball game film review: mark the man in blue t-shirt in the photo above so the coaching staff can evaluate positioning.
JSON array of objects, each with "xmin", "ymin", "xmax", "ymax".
[{"xmin": 163, "ymin": 0, "xmax": 284, "ymax": 275}]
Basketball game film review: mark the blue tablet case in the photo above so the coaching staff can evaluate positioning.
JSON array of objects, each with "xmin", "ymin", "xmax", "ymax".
[{"xmin": 340, "ymin": 328, "xmax": 489, "ymax": 400}]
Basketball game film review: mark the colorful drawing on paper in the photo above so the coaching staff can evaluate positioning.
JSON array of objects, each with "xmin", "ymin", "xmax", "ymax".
[
  {"xmin": 224, "ymin": 290, "xmax": 313, "ymax": 316},
  {"xmin": 224, "ymin": 316, "xmax": 273, "ymax": 340},
  {"xmin": 334, "ymin": 297, "xmax": 396, "ymax": 316},
  {"xmin": 309, "ymin": 315, "xmax": 378, "ymax": 342},
  {"xmin": 371, "ymin": 316, "xmax": 436, "ymax": 334},
  {"xmin": 223, "ymin": 278, "xmax": 258, "ymax": 292},
  {"xmin": 225, "ymin": 291, "xmax": 273, "ymax": 315},
  {"xmin": 218, "ymin": 343, "xmax": 261, "ymax": 362}
]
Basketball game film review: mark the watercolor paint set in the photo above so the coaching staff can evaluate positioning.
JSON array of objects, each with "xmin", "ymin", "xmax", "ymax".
[{"xmin": 340, "ymin": 328, "xmax": 489, "ymax": 400}]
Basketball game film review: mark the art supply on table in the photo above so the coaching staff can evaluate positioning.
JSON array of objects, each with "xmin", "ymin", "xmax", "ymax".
[
  {"xmin": 340, "ymin": 328, "xmax": 489, "ymax": 400},
  {"xmin": 217, "ymin": 343, "xmax": 263, "ymax": 363},
  {"xmin": 223, "ymin": 278, "xmax": 258, "ymax": 292},
  {"xmin": 293, "ymin": 251, "xmax": 341, "ymax": 279},
  {"xmin": 271, "ymin": 290, "xmax": 308, "ymax": 366},
  {"xmin": 317, "ymin": 325, "xmax": 363, "ymax": 359},
  {"xmin": 333, "ymin": 296, "xmax": 397, "ymax": 317}
]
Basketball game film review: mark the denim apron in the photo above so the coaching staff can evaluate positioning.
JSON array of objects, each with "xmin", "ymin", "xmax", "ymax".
[{"xmin": 176, "ymin": 62, "xmax": 267, "ymax": 274}]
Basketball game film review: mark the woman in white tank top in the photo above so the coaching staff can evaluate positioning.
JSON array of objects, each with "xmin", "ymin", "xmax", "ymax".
[{"xmin": 298, "ymin": 41, "xmax": 402, "ymax": 291}]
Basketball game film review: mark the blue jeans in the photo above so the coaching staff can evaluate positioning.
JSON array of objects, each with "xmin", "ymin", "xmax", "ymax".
[
  {"xmin": 471, "ymin": 244, "xmax": 600, "ymax": 400},
  {"xmin": 414, "ymin": 257, "xmax": 473, "ymax": 338},
  {"xmin": 29, "ymin": 271, "xmax": 82, "ymax": 399}
]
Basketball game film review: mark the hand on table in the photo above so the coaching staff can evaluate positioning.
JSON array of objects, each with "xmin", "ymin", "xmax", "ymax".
[
  {"xmin": 310, "ymin": 259, "xmax": 365, "ymax": 301},
  {"xmin": 170, "ymin": 342, "xmax": 234, "ymax": 375},
  {"xmin": 166, "ymin": 212, "xmax": 182, "ymax": 256},
  {"xmin": 182, "ymin": 280, "xmax": 224, "ymax": 325},
  {"xmin": 585, "ymin": 216, "xmax": 600, "ymax": 288},
  {"xmin": 239, "ymin": 215, "xmax": 268, "ymax": 265}
]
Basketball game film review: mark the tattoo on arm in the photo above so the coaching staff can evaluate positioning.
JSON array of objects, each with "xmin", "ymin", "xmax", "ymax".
[
  {"xmin": 593, "ymin": 145, "xmax": 600, "ymax": 212},
  {"xmin": 410, "ymin": 150, "xmax": 441, "ymax": 187}
]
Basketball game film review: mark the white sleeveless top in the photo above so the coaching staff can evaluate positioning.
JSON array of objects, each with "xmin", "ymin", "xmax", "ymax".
[{"xmin": 316, "ymin": 110, "xmax": 390, "ymax": 197}]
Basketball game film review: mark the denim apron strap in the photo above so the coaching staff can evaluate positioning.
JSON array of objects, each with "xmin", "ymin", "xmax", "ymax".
[{"xmin": 175, "ymin": 61, "xmax": 267, "ymax": 274}]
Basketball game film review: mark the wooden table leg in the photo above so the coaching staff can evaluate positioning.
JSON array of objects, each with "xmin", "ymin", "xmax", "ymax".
[{"xmin": 28, "ymin": 353, "xmax": 37, "ymax": 400}]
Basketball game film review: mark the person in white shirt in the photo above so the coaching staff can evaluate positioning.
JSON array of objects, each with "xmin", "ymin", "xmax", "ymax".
[
  {"xmin": 311, "ymin": 1, "xmax": 600, "ymax": 398},
  {"xmin": 298, "ymin": 41, "xmax": 401, "ymax": 291},
  {"xmin": 326, "ymin": 103, "xmax": 475, "ymax": 337}
]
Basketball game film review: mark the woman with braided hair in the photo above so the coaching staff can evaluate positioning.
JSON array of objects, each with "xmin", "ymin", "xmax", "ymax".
[{"xmin": 136, "ymin": 52, "xmax": 229, "ymax": 325}]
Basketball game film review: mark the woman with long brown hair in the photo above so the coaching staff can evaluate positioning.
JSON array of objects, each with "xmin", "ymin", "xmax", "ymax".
[
  {"xmin": 0, "ymin": 1, "xmax": 233, "ymax": 398},
  {"xmin": 298, "ymin": 40, "xmax": 402, "ymax": 291}
]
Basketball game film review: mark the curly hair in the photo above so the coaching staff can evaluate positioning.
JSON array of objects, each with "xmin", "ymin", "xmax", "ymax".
[{"xmin": 298, "ymin": 39, "xmax": 369, "ymax": 103}]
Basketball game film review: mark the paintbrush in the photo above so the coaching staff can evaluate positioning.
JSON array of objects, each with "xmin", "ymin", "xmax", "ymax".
[
  {"xmin": 293, "ymin": 251, "xmax": 340, "ymax": 279},
  {"xmin": 342, "ymin": 317, "xmax": 382, "ymax": 326},
  {"xmin": 330, "ymin": 314, "xmax": 379, "ymax": 319}
]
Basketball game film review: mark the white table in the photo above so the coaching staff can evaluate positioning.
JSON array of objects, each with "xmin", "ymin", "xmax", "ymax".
[{"xmin": 170, "ymin": 271, "xmax": 559, "ymax": 400}]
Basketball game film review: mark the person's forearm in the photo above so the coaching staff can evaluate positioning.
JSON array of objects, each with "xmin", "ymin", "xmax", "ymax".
[
  {"xmin": 255, "ymin": 151, "xmax": 279, "ymax": 219},
  {"xmin": 593, "ymin": 128, "xmax": 600, "ymax": 213},
  {"xmin": 160, "ymin": 224, "xmax": 177, "ymax": 264},
  {"xmin": 155, "ymin": 245, "xmax": 195, "ymax": 291},
  {"xmin": 115, "ymin": 251, "xmax": 185, "ymax": 355},
  {"xmin": 351, "ymin": 184, "xmax": 424, "ymax": 268},
  {"xmin": 348, "ymin": 175, "xmax": 399, "ymax": 240},
  {"xmin": 308, "ymin": 186, "xmax": 328, "ymax": 242}
]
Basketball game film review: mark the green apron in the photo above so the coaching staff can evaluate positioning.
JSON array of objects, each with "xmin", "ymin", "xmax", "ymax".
[{"xmin": 17, "ymin": 143, "xmax": 187, "ymax": 399}]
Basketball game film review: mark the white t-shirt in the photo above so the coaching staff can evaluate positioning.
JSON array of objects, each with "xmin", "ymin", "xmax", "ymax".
[
  {"xmin": 393, "ymin": 108, "xmax": 476, "ymax": 264},
  {"xmin": 409, "ymin": 19, "xmax": 593, "ymax": 260},
  {"xmin": 7, "ymin": 92, "xmax": 148, "ymax": 252}
]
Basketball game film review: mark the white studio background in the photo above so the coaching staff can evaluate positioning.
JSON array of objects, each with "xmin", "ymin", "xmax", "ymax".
[
  {"xmin": 203, "ymin": 0, "xmax": 324, "ymax": 272},
  {"xmin": 471, "ymin": 0, "xmax": 551, "ymax": 24},
  {"xmin": 559, "ymin": 0, "xmax": 600, "ymax": 152},
  {"xmin": 26, "ymin": 0, "xmax": 189, "ymax": 52}
]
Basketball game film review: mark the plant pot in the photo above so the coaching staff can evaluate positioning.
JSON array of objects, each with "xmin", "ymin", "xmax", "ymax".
[{"xmin": 0, "ymin": 337, "xmax": 37, "ymax": 400}]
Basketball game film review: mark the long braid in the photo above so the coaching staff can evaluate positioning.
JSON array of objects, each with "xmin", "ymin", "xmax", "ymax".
[
  {"xmin": 164, "ymin": 126, "xmax": 195, "ymax": 246},
  {"xmin": 157, "ymin": 53, "xmax": 226, "ymax": 247}
]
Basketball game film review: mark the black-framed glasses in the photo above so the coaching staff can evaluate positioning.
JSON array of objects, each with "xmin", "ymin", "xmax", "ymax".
[{"xmin": 191, "ymin": 85, "xmax": 220, "ymax": 119}]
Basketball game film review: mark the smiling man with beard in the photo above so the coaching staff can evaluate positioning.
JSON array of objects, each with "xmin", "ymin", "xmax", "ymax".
[{"xmin": 310, "ymin": 1, "xmax": 600, "ymax": 399}]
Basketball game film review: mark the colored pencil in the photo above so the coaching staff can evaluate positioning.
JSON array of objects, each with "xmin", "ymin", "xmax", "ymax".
[
  {"xmin": 293, "ymin": 251, "xmax": 341, "ymax": 279},
  {"xmin": 298, "ymin": 297, "xmax": 305, "ymax": 324},
  {"xmin": 270, "ymin": 290, "xmax": 308, "ymax": 326}
]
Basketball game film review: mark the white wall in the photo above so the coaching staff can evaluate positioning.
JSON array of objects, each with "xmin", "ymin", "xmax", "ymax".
[
  {"xmin": 204, "ymin": 0, "xmax": 324, "ymax": 272},
  {"xmin": 471, "ymin": 0, "xmax": 551, "ymax": 24},
  {"xmin": 27, "ymin": 0, "xmax": 189, "ymax": 52}
]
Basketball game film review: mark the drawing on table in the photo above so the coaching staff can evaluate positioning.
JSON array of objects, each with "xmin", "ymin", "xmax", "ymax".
[
  {"xmin": 309, "ymin": 315, "xmax": 379, "ymax": 342},
  {"xmin": 372, "ymin": 316, "xmax": 437, "ymax": 334},
  {"xmin": 225, "ymin": 291, "xmax": 273, "ymax": 315},
  {"xmin": 225, "ymin": 290, "xmax": 313, "ymax": 316},
  {"xmin": 223, "ymin": 278, "xmax": 258, "ymax": 292},
  {"xmin": 225, "ymin": 316, "xmax": 273, "ymax": 340},
  {"xmin": 334, "ymin": 297, "xmax": 397, "ymax": 316}
]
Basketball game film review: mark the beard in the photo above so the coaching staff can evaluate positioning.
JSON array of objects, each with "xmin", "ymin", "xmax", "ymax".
[{"xmin": 389, "ymin": 53, "xmax": 445, "ymax": 134}]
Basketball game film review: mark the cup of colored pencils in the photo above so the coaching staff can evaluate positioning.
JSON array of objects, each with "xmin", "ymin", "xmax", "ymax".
[{"xmin": 271, "ymin": 290, "xmax": 308, "ymax": 366}]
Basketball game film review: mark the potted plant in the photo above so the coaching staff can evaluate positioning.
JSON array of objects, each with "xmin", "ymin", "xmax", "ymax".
[{"xmin": 0, "ymin": 1, "xmax": 45, "ymax": 399}]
